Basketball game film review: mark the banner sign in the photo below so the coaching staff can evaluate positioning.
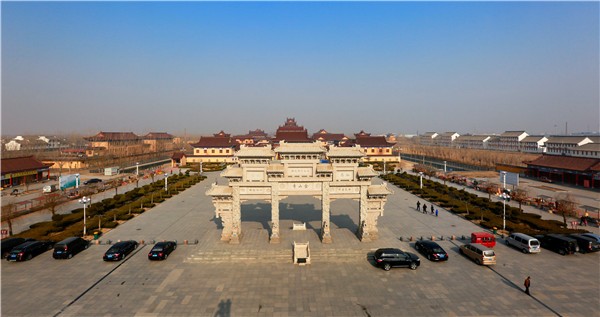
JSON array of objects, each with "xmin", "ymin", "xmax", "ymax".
[{"xmin": 59, "ymin": 174, "xmax": 79, "ymax": 190}]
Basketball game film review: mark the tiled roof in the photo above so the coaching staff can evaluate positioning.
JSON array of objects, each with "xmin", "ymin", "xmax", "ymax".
[
  {"xmin": 191, "ymin": 136, "xmax": 234, "ymax": 148},
  {"xmin": 546, "ymin": 136, "xmax": 590, "ymax": 145},
  {"xmin": 357, "ymin": 166, "xmax": 378, "ymax": 178},
  {"xmin": 84, "ymin": 132, "xmax": 140, "ymax": 142},
  {"xmin": 590, "ymin": 162, "xmax": 600, "ymax": 172},
  {"xmin": 458, "ymin": 135, "xmax": 490, "ymax": 141},
  {"xmin": 367, "ymin": 184, "xmax": 392, "ymax": 196},
  {"xmin": 521, "ymin": 136, "xmax": 547, "ymax": 142},
  {"xmin": 274, "ymin": 142, "xmax": 326, "ymax": 154},
  {"xmin": 421, "ymin": 132, "xmax": 438, "ymax": 137},
  {"xmin": 570, "ymin": 143, "xmax": 600, "ymax": 151},
  {"xmin": 440, "ymin": 132, "xmax": 458, "ymax": 137},
  {"xmin": 206, "ymin": 185, "xmax": 233, "ymax": 197},
  {"xmin": 213, "ymin": 131, "xmax": 231, "ymax": 137},
  {"xmin": 222, "ymin": 167, "xmax": 243, "ymax": 177},
  {"xmin": 311, "ymin": 132, "xmax": 347, "ymax": 142},
  {"xmin": 171, "ymin": 152, "xmax": 186, "ymax": 159},
  {"xmin": 143, "ymin": 132, "xmax": 174, "ymax": 140},
  {"xmin": 248, "ymin": 129, "xmax": 268, "ymax": 137},
  {"xmin": 500, "ymin": 131, "xmax": 527, "ymax": 137},
  {"xmin": 355, "ymin": 136, "xmax": 393, "ymax": 147},
  {"xmin": 327, "ymin": 146, "xmax": 365, "ymax": 158},
  {"xmin": 354, "ymin": 130, "xmax": 371, "ymax": 138},
  {"xmin": 273, "ymin": 131, "xmax": 311, "ymax": 143},
  {"xmin": 236, "ymin": 146, "xmax": 275, "ymax": 158},
  {"xmin": 1, "ymin": 156, "xmax": 49, "ymax": 174},
  {"xmin": 526, "ymin": 155, "xmax": 600, "ymax": 172}
]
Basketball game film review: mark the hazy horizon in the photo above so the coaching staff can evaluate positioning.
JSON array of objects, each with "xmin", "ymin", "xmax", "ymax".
[{"xmin": 2, "ymin": 2, "xmax": 599, "ymax": 137}]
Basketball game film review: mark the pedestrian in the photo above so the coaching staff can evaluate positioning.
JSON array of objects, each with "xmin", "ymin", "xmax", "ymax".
[
  {"xmin": 416, "ymin": 201, "xmax": 421, "ymax": 211},
  {"xmin": 423, "ymin": 204, "xmax": 428, "ymax": 214},
  {"xmin": 524, "ymin": 276, "xmax": 531, "ymax": 295},
  {"xmin": 580, "ymin": 215, "xmax": 586, "ymax": 226},
  {"xmin": 430, "ymin": 204, "xmax": 435, "ymax": 215},
  {"xmin": 435, "ymin": 209, "xmax": 439, "ymax": 217}
]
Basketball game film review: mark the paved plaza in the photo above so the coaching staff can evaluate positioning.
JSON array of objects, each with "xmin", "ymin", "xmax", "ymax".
[{"xmin": 1, "ymin": 172, "xmax": 599, "ymax": 316}]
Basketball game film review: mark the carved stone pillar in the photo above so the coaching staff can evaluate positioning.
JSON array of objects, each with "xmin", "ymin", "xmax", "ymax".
[
  {"xmin": 358, "ymin": 185, "xmax": 371, "ymax": 242},
  {"xmin": 218, "ymin": 204, "xmax": 233, "ymax": 242},
  {"xmin": 321, "ymin": 182, "xmax": 332, "ymax": 243},
  {"xmin": 230, "ymin": 186, "xmax": 242, "ymax": 244},
  {"xmin": 270, "ymin": 184, "xmax": 280, "ymax": 243}
]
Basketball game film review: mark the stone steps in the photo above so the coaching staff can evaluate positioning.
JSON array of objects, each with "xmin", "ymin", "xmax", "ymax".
[{"xmin": 185, "ymin": 248, "xmax": 374, "ymax": 263}]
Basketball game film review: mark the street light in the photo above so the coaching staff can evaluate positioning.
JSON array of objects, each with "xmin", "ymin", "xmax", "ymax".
[
  {"xmin": 136, "ymin": 162, "xmax": 139, "ymax": 176},
  {"xmin": 164, "ymin": 173, "xmax": 168, "ymax": 192},
  {"xmin": 419, "ymin": 172, "xmax": 424, "ymax": 189},
  {"xmin": 501, "ymin": 171, "xmax": 507, "ymax": 234},
  {"xmin": 79, "ymin": 196, "xmax": 91, "ymax": 236}
]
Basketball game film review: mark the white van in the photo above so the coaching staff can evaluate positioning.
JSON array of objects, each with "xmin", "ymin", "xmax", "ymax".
[{"xmin": 506, "ymin": 233, "xmax": 540, "ymax": 254}]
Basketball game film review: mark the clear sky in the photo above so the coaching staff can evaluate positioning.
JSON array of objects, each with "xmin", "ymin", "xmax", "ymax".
[{"xmin": 2, "ymin": 1, "xmax": 598, "ymax": 137}]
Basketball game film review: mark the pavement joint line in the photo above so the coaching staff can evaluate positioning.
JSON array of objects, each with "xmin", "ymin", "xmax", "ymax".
[{"xmin": 52, "ymin": 244, "xmax": 147, "ymax": 317}]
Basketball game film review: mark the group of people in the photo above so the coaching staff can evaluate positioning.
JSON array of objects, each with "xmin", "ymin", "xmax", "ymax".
[{"xmin": 416, "ymin": 201, "xmax": 438, "ymax": 217}]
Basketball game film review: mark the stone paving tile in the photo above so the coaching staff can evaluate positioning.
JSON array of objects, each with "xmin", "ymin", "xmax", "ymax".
[{"xmin": 2, "ymin": 171, "xmax": 599, "ymax": 317}]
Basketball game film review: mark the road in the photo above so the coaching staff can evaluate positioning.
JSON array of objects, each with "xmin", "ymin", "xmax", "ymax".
[{"xmin": 1, "ymin": 166, "xmax": 182, "ymax": 235}]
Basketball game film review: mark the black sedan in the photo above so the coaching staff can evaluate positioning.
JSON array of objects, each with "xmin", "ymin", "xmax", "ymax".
[
  {"xmin": 148, "ymin": 241, "xmax": 177, "ymax": 260},
  {"xmin": 84, "ymin": 178, "xmax": 103, "ymax": 185},
  {"xmin": 415, "ymin": 240, "xmax": 449, "ymax": 261},
  {"xmin": 103, "ymin": 240, "xmax": 138, "ymax": 261},
  {"xmin": 2, "ymin": 237, "xmax": 34, "ymax": 259},
  {"xmin": 6, "ymin": 240, "xmax": 55, "ymax": 262},
  {"xmin": 373, "ymin": 248, "xmax": 421, "ymax": 271}
]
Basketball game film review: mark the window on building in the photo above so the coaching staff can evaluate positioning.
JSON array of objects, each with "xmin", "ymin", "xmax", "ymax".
[
  {"xmin": 219, "ymin": 149, "xmax": 223, "ymax": 154},
  {"xmin": 211, "ymin": 150, "xmax": 215, "ymax": 153},
  {"xmin": 204, "ymin": 149, "xmax": 208, "ymax": 154}
]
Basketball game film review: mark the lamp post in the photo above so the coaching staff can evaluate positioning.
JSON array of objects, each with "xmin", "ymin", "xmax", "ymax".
[
  {"xmin": 444, "ymin": 161, "xmax": 447, "ymax": 173},
  {"xmin": 501, "ymin": 171, "xmax": 507, "ymax": 233},
  {"xmin": 164, "ymin": 173, "xmax": 168, "ymax": 192},
  {"xmin": 136, "ymin": 162, "xmax": 139, "ymax": 176},
  {"xmin": 419, "ymin": 172, "xmax": 424, "ymax": 189},
  {"xmin": 79, "ymin": 196, "xmax": 91, "ymax": 236}
]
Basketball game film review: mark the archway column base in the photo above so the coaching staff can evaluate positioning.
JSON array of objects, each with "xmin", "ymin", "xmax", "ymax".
[
  {"xmin": 270, "ymin": 234, "xmax": 280, "ymax": 244},
  {"xmin": 321, "ymin": 233, "xmax": 332, "ymax": 244}
]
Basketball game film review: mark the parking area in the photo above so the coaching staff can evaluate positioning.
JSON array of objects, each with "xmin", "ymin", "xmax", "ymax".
[{"xmin": 2, "ymin": 172, "xmax": 599, "ymax": 316}]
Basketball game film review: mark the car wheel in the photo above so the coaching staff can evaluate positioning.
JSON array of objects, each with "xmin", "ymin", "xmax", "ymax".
[
  {"xmin": 521, "ymin": 248, "xmax": 527, "ymax": 254},
  {"xmin": 459, "ymin": 249, "xmax": 464, "ymax": 255},
  {"xmin": 415, "ymin": 244, "xmax": 420, "ymax": 250},
  {"xmin": 410, "ymin": 262, "xmax": 418, "ymax": 270},
  {"xmin": 26, "ymin": 254, "xmax": 32, "ymax": 261},
  {"xmin": 68, "ymin": 253, "xmax": 73, "ymax": 259},
  {"xmin": 383, "ymin": 263, "xmax": 391, "ymax": 271},
  {"xmin": 559, "ymin": 249, "xmax": 566, "ymax": 256},
  {"xmin": 428, "ymin": 254, "xmax": 432, "ymax": 261},
  {"xmin": 505, "ymin": 240, "xmax": 510, "ymax": 246},
  {"xmin": 173, "ymin": 244, "xmax": 177, "ymax": 250},
  {"xmin": 164, "ymin": 254, "xmax": 168, "ymax": 260},
  {"xmin": 84, "ymin": 244, "xmax": 89, "ymax": 249},
  {"xmin": 475, "ymin": 259, "xmax": 481, "ymax": 265}
]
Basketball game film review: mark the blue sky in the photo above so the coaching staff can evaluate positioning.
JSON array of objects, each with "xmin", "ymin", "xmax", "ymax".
[{"xmin": 2, "ymin": 1, "xmax": 598, "ymax": 137}]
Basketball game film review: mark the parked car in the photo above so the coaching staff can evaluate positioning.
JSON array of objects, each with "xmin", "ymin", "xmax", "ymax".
[
  {"xmin": 148, "ymin": 241, "xmax": 177, "ymax": 260},
  {"xmin": 471, "ymin": 232, "xmax": 496, "ymax": 248},
  {"xmin": 539, "ymin": 176, "xmax": 552, "ymax": 183},
  {"xmin": 103, "ymin": 240, "xmax": 138, "ymax": 261},
  {"xmin": 53, "ymin": 237, "xmax": 89, "ymax": 259},
  {"xmin": 6, "ymin": 240, "xmax": 55, "ymax": 262},
  {"xmin": 459, "ymin": 243, "xmax": 496, "ymax": 265},
  {"xmin": 42, "ymin": 184, "xmax": 58, "ymax": 193},
  {"xmin": 373, "ymin": 248, "xmax": 420, "ymax": 271},
  {"xmin": 505, "ymin": 233, "xmax": 541, "ymax": 254},
  {"xmin": 414, "ymin": 240, "xmax": 448, "ymax": 261},
  {"xmin": 580, "ymin": 233, "xmax": 600, "ymax": 243},
  {"xmin": 536, "ymin": 234, "xmax": 579, "ymax": 255},
  {"xmin": 84, "ymin": 178, "xmax": 103, "ymax": 185},
  {"xmin": 1, "ymin": 238, "xmax": 34, "ymax": 259},
  {"xmin": 569, "ymin": 234, "xmax": 600, "ymax": 253}
]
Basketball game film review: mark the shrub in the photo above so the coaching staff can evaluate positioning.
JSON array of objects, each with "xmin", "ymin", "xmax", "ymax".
[
  {"xmin": 103, "ymin": 221, "xmax": 119, "ymax": 229},
  {"xmin": 117, "ymin": 214, "xmax": 134, "ymax": 221},
  {"xmin": 71, "ymin": 208, "xmax": 84, "ymax": 214},
  {"xmin": 52, "ymin": 214, "xmax": 64, "ymax": 221}
]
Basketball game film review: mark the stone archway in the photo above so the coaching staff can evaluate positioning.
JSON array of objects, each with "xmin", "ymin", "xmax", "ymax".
[{"xmin": 207, "ymin": 142, "xmax": 392, "ymax": 244}]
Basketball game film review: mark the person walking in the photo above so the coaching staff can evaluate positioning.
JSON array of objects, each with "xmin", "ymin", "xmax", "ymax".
[
  {"xmin": 416, "ymin": 201, "xmax": 421, "ymax": 211},
  {"xmin": 435, "ymin": 209, "xmax": 439, "ymax": 217},
  {"xmin": 524, "ymin": 276, "xmax": 531, "ymax": 295},
  {"xmin": 423, "ymin": 204, "xmax": 428, "ymax": 214},
  {"xmin": 430, "ymin": 204, "xmax": 435, "ymax": 215}
]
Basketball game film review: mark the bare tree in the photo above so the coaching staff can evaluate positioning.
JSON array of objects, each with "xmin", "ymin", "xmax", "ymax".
[
  {"xmin": 2, "ymin": 200, "xmax": 18, "ymax": 236},
  {"xmin": 511, "ymin": 188, "xmax": 529, "ymax": 212},
  {"xmin": 555, "ymin": 193, "xmax": 578, "ymax": 225},
  {"xmin": 43, "ymin": 193, "xmax": 62, "ymax": 216}
]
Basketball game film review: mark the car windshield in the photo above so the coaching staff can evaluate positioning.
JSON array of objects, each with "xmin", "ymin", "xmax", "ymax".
[
  {"xmin": 530, "ymin": 240, "xmax": 540, "ymax": 246},
  {"xmin": 107, "ymin": 247, "xmax": 120, "ymax": 253},
  {"xmin": 432, "ymin": 247, "xmax": 445, "ymax": 253},
  {"xmin": 151, "ymin": 247, "xmax": 164, "ymax": 252},
  {"xmin": 10, "ymin": 248, "xmax": 23, "ymax": 253},
  {"xmin": 483, "ymin": 250, "xmax": 495, "ymax": 256}
]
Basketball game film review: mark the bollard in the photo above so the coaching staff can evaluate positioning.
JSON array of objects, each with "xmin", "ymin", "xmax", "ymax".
[
  {"xmin": 184, "ymin": 240, "xmax": 188, "ymax": 245},
  {"xmin": 420, "ymin": 236, "xmax": 423, "ymax": 241},
  {"xmin": 95, "ymin": 240, "xmax": 100, "ymax": 245},
  {"xmin": 431, "ymin": 236, "xmax": 435, "ymax": 241},
  {"xmin": 410, "ymin": 236, "xmax": 414, "ymax": 242},
  {"xmin": 117, "ymin": 239, "xmax": 121, "ymax": 243},
  {"xmin": 194, "ymin": 239, "xmax": 198, "ymax": 244},
  {"xmin": 461, "ymin": 235, "xmax": 466, "ymax": 240},
  {"xmin": 451, "ymin": 235, "xmax": 455, "ymax": 240},
  {"xmin": 440, "ymin": 236, "xmax": 444, "ymax": 241},
  {"xmin": 107, "ymin": 239, "xmax": 112, "ymax": 245},
  {"xmin": 399, "ymin": 236, "xmax": 403, "ymax": 241},
  {"xmin": 140, "ymin": 240, "xmax": 144, "ymax": 245}
]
